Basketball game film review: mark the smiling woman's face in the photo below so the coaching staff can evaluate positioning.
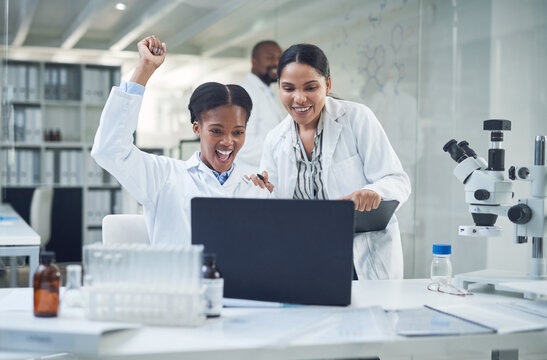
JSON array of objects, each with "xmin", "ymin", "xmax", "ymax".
[
  {"xmin": 279, "ymin": 62, "xmax": 331, "ymax": 130},
  {"xmin": 192, "ymin": 105, "xmax": 247, "ymax": 173}
]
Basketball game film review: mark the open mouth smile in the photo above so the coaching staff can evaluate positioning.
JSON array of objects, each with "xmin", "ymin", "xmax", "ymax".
[{"xmin": 216, "ymin": 149, "xmax": 233, "ymax": 163}]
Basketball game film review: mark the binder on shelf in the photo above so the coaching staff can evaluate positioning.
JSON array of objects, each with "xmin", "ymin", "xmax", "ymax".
[
  {"xmin": 1, "ymin": 151, "xmax": 8, "ymax": 185},
  {"xmin": 16, "ymin": 65, "xmax": 27, "ymax": 101},
  {"xmin": 32, "ymin": 150, "xmax": 41, "ymax": 185},
  {"xmin": 69, "ymin": 150, "xmax": 83, "ymax": 185},
  {"xmin": 59, "ymin": 67, "xmax": 68, "ymax": 101},
  {"xmin": 27, "ymin": 65, "xmax": 39, "ymax": 101},
  {"xmin": 14, "ymin": 109, "xmax": 25, "ymax": 142},
  {"xmin": 23, "ymin": 108, "xmax": 33, "ymax": 143},
  {"xmin": 45, "ymin": 150, "xmax": 55, "ymax": 185},
  {"xmin": 59, "ymin": 150, "xmax": 70, "ymax": 185},
  {"xmin": 9, "ymin": 151, "xmax": 17, "ymax": 185},
  {"xmin": 15, "ymin": 151, "xmax": 23, "ymax": 185},
  {"xmin": 53, "ymin": 150, "xmax": 60, "ymax": 184},
  {"xmin": 33, "ymin": 108, "xmax": 42, "ymax": 143}
]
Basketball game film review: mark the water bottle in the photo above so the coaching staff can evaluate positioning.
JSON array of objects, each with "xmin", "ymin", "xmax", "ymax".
[
  {"xmin": 60, "ymin": 264, "xmax": 85, "ymax": 318},
  {"xmin": 430, "ymin": 244, "xmax": 452, "ymax": 285}
]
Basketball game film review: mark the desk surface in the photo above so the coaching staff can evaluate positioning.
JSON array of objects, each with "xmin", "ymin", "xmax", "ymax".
[
  {"xmin": 1, "ymin": 280, "xmax": 546, "ymax": 360},
  {"xmin": 0, "ymin": 203, "xmax": 40, "ymax": 246}
]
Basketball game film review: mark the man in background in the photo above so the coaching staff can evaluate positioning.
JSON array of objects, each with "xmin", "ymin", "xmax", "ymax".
[{"xmin": 238, "ymin": 40, "xmax": 283, "ymax": 175}]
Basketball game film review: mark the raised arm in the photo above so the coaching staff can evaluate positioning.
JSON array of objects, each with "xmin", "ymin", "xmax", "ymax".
[
  {"xmin": 130, "ymin": 35, "xmax": 167, "ymax": 86},
  {"xmin": 91, "ymin": 36, "xmax": 173, "ymax": 207}
]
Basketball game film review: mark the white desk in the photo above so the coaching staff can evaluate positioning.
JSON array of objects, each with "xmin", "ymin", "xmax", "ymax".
[
  {"xmin": 0, "ymin": 280, "xmax": 546, "ymax": 360},
  {"xmin": 0, "ymin": 203, "xmax": 40, "ymax": 287}
]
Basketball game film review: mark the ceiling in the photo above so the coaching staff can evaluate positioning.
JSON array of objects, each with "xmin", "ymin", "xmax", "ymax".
[{"xmin": 0, "ymin": 0, "xmax": 349, "ymax": 65}]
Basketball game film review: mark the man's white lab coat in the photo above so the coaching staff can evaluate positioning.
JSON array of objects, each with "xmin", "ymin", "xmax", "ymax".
[
  {"xmin": 260, "ymin": 96, "xmax": 411, "ymax": 279},
  {"xmin": 92, "ymin": 88, "xmax": 271, "ymax": 245},
  {"xmin": 238, "ymin": 73, "xmax": 283, "ymax": 175}
]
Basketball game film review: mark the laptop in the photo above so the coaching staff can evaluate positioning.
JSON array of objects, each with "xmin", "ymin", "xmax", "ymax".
[
  {"xmin": 354, "ymin": 200, "xmax": 400, "ymax": 233},
  {"xmin": 191, "ymin": 197, "xmax": 355, "ymax": 306}
]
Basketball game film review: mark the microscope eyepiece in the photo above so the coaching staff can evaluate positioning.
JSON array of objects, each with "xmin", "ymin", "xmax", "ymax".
[
  {"xmin": 458, "ymin": 140, "xmax": 478, "ymax": 159},
  {"xmin": 443, "ymin": 139, "xmax": 468, "ymax": 163}
]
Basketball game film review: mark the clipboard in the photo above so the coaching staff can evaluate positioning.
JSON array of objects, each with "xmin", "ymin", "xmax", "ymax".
[{"xmin": 354, "ymin": 199, "xmax": 399, "ymax": 233}]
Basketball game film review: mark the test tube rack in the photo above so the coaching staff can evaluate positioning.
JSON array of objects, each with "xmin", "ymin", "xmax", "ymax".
[{"xmin": 83, "ymin": 243, "xmax": 205, "ymax": 326}]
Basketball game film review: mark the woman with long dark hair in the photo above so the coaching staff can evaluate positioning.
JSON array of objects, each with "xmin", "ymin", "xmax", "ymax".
[{"xmin": 254, "ymin": 44, "xmax": 411, "ymax": 280}]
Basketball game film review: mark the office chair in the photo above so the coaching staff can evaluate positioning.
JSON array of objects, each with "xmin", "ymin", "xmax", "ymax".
[
  {"xmin": 102, "ymin": 214, "xmax": 150, "ymax": 245},
  {"xmin": 30, "ymin": 186, "xmax": 54, "ymax": 250}
]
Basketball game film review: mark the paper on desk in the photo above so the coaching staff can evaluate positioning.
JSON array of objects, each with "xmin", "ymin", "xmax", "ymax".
[
  {"xmin": 390, "ymin": 306, "xmax": 493, "ymax": 337},
  {"xmin": 426, "ymin": 301, "xmax": 547, "ymax": 334},
  {"xmin": 209, "ymin": 307, "xmax": 332, "ymax": 347},
  {"xmin": 290, "ymin": 306, "xmax": 394, "ymax": 345},
  {"xmin": 0, "ymin": 312, "xmax": 138, "ymax": 355}
]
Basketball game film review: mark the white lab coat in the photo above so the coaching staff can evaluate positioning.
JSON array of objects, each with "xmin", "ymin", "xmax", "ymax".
[
  {"xmin": 260, "ymin": 96, "xmax": 411, "ymax": 279},
  {"xmin": 91, "ymin": 87, "xmax": 271, "ymax": 245},
  {"xmin": 238, "ymin": 73, "xmax": 283, "ymax": 175}
]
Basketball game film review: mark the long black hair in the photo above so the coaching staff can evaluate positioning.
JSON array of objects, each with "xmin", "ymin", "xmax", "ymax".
[
  {"xmin": 277, "ymin": 44, "xmax": 330, "ymax": 80},
  {"xmin": 188, "ymin": 82, "xmax": 252, "ymax": 124}
]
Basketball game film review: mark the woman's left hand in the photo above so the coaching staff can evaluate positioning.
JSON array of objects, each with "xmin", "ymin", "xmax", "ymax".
[{"xmin": 338, "ymin": 189, "xmax": 381, "ymax": 211}]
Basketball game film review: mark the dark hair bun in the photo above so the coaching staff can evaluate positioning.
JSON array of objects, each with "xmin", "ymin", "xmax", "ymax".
[{"xmin": 188, "ymin": 82, "xmax": 252, "ymax": 124}]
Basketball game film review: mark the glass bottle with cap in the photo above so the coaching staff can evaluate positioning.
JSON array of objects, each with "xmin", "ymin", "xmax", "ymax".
[
  {"xmin": 202, "ymin": 253, "xmax": 223, "ymax": 317},
  {"xmin": 60, "ymin": 264, "xmax": 85, "ymax": 318},
  {"xmin": 33, "ymin": 251, "xmax": 61, "ymax": 317},
  {"xmin": 430, "ymin": 244, "xmax": 453, "ymax": 285}
]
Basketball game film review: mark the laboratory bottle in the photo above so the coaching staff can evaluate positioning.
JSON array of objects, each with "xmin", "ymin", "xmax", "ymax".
[
  {"xmin": 202, "ymin": 253, "xmax": 223, "ymax": 317},
  {"xmin": 33, "ymin": 251, "xmax": 61, "ymax": 317},
  {"xmin": 430, "ymin": 244, "xmax": 452, "ymax": 285},
  {"xmin": 60, "ymin": 264, "xmax": 85, "ymax": 318}
]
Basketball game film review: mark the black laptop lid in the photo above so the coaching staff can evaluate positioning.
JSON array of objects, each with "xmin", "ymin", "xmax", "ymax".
[{"xmin": 191, "ymin": 198, "xmax": 354, "ymax": 306}]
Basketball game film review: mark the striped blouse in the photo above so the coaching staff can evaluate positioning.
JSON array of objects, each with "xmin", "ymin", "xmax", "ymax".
[{"xmin": 291, "ymin": 114, "xmax": 327, "ymax": 200}]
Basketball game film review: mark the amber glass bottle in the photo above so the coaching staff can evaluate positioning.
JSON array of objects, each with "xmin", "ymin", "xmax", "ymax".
[{"xmin": 33, "ymin": 251, "xmax": 61, "ymax": 317}]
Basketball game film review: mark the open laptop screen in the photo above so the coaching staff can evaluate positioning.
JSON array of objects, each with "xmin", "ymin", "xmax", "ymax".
[{"xmin": 191, "ymin": 198, "xmax": 354, "ymax": 306}]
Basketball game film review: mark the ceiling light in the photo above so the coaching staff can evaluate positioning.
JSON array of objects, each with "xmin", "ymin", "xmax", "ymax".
[{"xmin": 115, "ymin": 2, "xmax": 126, "ymax": 11}]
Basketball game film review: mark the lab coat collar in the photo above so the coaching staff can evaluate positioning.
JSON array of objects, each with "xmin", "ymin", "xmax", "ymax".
[
  {"xmin": 188, "ymin": 151, "xmax": 242, "ymax": 188},
  {"xmin": 186, "ymin": 151, "xmax": 201, "ymax": 170},
  {"xmin": 282, "ymin": 97, "xmax": 344, "ymax": 150},
  {"xmin": 323, "ymin": 96, "xmax": 346, "ymax": 120}
]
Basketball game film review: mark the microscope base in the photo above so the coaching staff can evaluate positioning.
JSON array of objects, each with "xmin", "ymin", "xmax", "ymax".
[{"xmin": 455, "ymin": 269, "xmax": 547, "ymax": 299}]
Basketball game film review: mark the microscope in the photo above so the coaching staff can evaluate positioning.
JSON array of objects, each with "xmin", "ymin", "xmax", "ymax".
[{"xmin": 443, "ymin": 120, "xmax": 547, "ymax": 293}]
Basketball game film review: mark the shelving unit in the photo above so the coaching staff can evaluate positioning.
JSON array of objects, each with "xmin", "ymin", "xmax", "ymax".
[{"xmin": 1, "ymin": 59, "xmax": 123, "ymax": 261}]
